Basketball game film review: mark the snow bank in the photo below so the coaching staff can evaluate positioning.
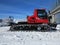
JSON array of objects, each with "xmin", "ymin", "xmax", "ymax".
[
  {"xmin": 56, "ymin": 24, "xmax": 60, "ymax": 31},
  {"xmin": 0, "ymin": 26, "xmax": 10, "ymax": 32}
]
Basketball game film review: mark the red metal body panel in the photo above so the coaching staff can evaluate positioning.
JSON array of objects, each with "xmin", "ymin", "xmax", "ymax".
[{"xmin": 27, "ymin": 9, "xmax": 49, "ymax": 24}]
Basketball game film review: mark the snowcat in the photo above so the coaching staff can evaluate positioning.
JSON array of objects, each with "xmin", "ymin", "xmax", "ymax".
[{"xmin": 10, "ymin": 9, "xmax": 57, "ymax": 31}]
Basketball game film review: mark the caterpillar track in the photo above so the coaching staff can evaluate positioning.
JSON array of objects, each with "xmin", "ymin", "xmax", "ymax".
[{"xmin": 9, "ymin": 23, "xmax": 57, "ymax": 32}]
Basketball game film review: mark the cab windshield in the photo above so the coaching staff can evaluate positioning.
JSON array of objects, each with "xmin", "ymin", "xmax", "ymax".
[{"xmin": 38, "ymin": 10, "xmax": 47, "ymax": 19}]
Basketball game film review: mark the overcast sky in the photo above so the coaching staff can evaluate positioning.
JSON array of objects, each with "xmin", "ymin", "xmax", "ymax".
[{"xmin": 0, "ymin": 0, "xmax": 56, "ymax": 19}]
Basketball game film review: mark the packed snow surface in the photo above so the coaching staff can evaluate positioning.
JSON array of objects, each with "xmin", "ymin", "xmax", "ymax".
[{"xmin": 0, "ymin": 26, "xmax": 60, "ymax": 45}]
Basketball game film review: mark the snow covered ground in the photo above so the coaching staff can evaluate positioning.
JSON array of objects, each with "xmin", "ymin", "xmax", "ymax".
[
  {"xmin": 0, "ymin": 25, "xmax": 60, "ymax": 45},
  {"xmin": 0, "ymin": 31, "xmax": 60, "ymax": 45}
]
